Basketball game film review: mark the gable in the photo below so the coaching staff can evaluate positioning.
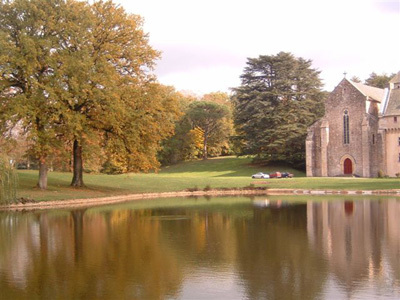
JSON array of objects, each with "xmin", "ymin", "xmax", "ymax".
[{"xmin": 348, "ymin": 80, "xmax": 385, "ymax": 102}]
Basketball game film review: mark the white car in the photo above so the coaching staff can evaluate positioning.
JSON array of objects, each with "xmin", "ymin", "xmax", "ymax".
[{"xmin": 251, "ymin": 172, "xmax": 270, "ymax": 179}]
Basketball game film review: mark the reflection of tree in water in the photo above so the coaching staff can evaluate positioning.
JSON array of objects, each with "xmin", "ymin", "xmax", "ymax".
[
  {"xmin": 72, "ymin": 209, "xmax": 184, "ymax": 299},
  {"xmin": 71, "ymin": 209, "xmax": 86, "ymax": 262},
  {"xmin": 0, "ymin": 199, "xmax": 399, "ymax": 299},
  {"xmin": 235, "ymin": 204, "xmax": 328, "ymax": 299},
  {"xmin": 154, "ymin": 207, "xmax": 240, "ymax": 267},
  {"xmin": 0, "ymin": 209, "xmax": 184, "ymax": 299}
]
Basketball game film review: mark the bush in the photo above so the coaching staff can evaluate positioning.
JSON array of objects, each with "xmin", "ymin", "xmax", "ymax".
[
  {"xmin": 0, "ymin": 157, "xmax": 18, "ymax": 205},
  {"xmin": 203, "ymin": 185, "xmax": 212, "ymax": 191},
  {"xmin": 377, "ymin": 170, "xmax": 385, "ymax": 178},
  {"xmin": 187, "ymin": 186, "xmax": 199, "ymax": 192},
  {"xmin": 396, "ymin": 173, "xmax": 400, "ymax": 178}
]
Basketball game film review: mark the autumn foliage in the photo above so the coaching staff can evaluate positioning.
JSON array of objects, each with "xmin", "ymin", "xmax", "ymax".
[{"xmin": 0, "ymin": 0, "xmax": 180, "ymax": 186}]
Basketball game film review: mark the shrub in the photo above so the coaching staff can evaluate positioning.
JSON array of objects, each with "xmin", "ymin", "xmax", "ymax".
[
  {"xmin": 0, "ymin": 157, "xmax": 18, "ymax": 205},
  {"xmin": 377, "ymin": 170, "xmax": 385, "ymax": 178},
  {"xmin": 203, "ymin": 185, "xmax": 212, "ymax": 191},
  {"xmin": 396, "ymin": 173, "xmax": 400, "ymax": 178},
  {"xmin": 187, "ymin": 186, "xmax": 199, "ymax": 192}
]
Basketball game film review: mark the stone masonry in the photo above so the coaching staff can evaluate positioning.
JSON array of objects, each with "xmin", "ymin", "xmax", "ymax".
[{"xmin": 306, "ymin": 72, "xmax": 400, "ymax": 177}]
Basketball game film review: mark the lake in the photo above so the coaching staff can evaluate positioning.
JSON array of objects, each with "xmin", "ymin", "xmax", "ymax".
[{"xmin": 0, "ymin": 196, "xmax": 399, "ymax": 299}]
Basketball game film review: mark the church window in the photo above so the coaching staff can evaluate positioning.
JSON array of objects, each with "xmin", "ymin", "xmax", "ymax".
[{"xmin": 343, "ymin": 110, "xmax": 350, "ymax": 144}]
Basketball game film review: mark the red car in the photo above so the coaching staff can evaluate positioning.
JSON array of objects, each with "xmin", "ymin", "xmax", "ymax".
[{"xmin": 269, "ymin": 172, "xmax": 282, "ymax": 178}]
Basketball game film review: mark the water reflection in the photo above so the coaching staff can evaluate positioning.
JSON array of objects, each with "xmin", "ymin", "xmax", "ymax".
[
  {"xmin": 307, "ymin": 199, "xmax": 400, "ymax": 298},
  {"xmin": 0, "ymin": 197, "xmax": 399, "ymax": 299}
]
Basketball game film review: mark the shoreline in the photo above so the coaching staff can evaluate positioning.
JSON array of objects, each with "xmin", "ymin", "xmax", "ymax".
[{"xmin": 1, "ymin": 188, "xmax": 400, "ymax": 211}]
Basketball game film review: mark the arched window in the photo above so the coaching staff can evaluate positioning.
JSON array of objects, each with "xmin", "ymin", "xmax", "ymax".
[{"xmin": 343, "ymin": 110, "xmax": 350, "ymax": 144}]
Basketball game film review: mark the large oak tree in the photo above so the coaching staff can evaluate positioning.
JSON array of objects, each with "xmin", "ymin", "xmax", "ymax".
[
  {"xmin": 0, "ymin": 0, "xmax": 179, "ymax": 188},
  {"xmin": 0, "ymin": 0, "xmax": 76, "ymax": 189}
]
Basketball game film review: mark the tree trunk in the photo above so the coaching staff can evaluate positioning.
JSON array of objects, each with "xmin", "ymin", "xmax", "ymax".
[
  {"xmin": 37, "ymin": 157, "xmax": 48, "ymax": 190},
  {"xmin": 71, "ymin": 139, "xmax": 84, "ymax": 187}
]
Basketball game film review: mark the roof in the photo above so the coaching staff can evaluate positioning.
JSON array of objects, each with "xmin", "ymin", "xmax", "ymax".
[
  {"xmin": 389, "ymin": 71, "xmax": 400, "ymax": 84},
  {"xmin": 384, "ymin": 89, "xmax": 400, "ymax": 116},
  {"xmin": 348, "ymin": 79, "xmax": 385, "ymax": 102}
]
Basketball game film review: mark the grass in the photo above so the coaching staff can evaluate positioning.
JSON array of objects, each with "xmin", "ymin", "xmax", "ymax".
[{"xmin": 15, "ymin": 156, "xmax": 400, "ymax": 202}]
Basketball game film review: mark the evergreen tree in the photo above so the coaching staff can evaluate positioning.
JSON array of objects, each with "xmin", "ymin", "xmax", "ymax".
[
  {"xmin": 364, "ymin": 72, "xmax": 395, "ymax": 89},
  {"xmin": 232, "ymin": 52, "xmax": 325, "ymax": 168}
]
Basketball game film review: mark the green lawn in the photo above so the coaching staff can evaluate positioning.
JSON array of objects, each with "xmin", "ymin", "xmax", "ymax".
[{"xmin": 15, "ymin": 156, "xmax": 400, "ymax": 202}]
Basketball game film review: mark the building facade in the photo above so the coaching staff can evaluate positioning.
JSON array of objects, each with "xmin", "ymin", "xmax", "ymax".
[{"xmin": 306, "ymin": 72, "xmax": 400, "ymax": 177}]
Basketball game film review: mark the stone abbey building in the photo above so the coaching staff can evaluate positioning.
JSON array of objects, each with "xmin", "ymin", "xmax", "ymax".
[{"xmin": 306, "ymin": 72, "xmax": 400, "ymax": 177}]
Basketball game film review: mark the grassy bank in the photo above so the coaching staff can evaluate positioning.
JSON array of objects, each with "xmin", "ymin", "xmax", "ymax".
[{"xmin": 16, "ymin": 156, "xmax": 399, "ymax": 202}]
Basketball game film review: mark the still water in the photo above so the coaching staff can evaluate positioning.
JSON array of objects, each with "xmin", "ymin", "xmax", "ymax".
[{"xmin": 0, "ymin": 196, "xmax": 399, "ymax": 299}]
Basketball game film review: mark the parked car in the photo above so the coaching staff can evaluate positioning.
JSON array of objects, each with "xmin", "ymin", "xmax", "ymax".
[
  {"xmin": 281, "ymin": 172, "xmax": 294, "ymax": 178},
  {"xmin": 269, "ymin": 171, "xmax": 282, "ymax": 178},
  {"xmin": 251, "ymin": 172, "xmax": 270, "ymax": 179}
]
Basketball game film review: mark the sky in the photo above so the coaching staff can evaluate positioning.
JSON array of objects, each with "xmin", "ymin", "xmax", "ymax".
[{"xmin": 114, "ymin": 0, "xmax": 400, "ymax": 95}]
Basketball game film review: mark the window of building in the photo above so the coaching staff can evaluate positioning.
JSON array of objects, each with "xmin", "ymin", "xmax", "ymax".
[
  {"xmin": 398, "ymin": 137, "xmax": 400, "ymax": 146},
  {"xmin": 372, "ymin": 134, "xmax": 375, "ymax": 145},
  {"xmin": 395, "ymin": 116, "xmax": 398, "ymax": 123},
  {"xmin": 343, "ymin": 110, "xmax": 350, "ymax": 144}
]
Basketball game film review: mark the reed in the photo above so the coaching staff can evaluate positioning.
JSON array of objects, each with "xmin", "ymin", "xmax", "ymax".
[{"xmin": 0, "ymin": 157, "xmax": 18, "ymax": 204}]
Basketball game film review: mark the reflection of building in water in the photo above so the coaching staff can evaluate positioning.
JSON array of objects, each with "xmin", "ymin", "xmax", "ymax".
[{"xmin": 307, "ymin": 199, "xmax": 400, "ymax": 293}]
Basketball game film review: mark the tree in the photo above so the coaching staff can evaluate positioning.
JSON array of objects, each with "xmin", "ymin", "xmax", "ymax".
[
  {"xmin": 364, "ymin": 72, "xmax": 395, "ymax": 89},
  {"xmin": 350, "ymin": 76, "xmax": 361, "ymax": 83},
  {"xmin": 157, "ymin": 93, "xmax": 200, "ymax": 165},
  {"xmin": 186, "ymin": 101, "xmax": 230, "ymax": 160},
  {"xmin": 0, "ymin": 0, "xmax": 75, "ymax": 189},
  {"xmin": 50, "ymin": 0, "xmax": 164, "ymax": 186},
  {"xmin": 100, "ymin": 83, "xmax": 181, "ymax": 174},
  {"xmin": 1, "ymin": 0, "xmax": 173, "ymax": 187},
  {"xmin": 201, "ymin": 92, "xmax": 234, "ymax": 156},
  {"xmin": 232, "ymin": 52, "xmax": 325, "ymax": 168},
  {"xmin": 159, "ymin": 92, "xmax": 235, "ymax": 165}
]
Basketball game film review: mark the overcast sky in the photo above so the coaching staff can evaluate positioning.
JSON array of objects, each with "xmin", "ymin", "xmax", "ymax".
[{"xmin": 114, "ymin": 0, "xmax": 400, "ymax": 95}]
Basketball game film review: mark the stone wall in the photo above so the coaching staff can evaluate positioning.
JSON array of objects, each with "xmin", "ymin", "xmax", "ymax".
[
  {"xmin": 306, "ymin": 79, "xmax": 380, "ymax": 177},
  {"xmin": 325, "ymin": 80, "xmax": 366, "ymax": 176}
]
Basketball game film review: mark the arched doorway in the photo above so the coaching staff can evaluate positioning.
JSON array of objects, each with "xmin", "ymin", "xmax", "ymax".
[{"xmin": 344, "ymin": 158, "xmax": 353, "ymax": 174}]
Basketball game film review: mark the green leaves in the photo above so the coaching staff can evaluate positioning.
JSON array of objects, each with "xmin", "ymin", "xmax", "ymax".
[
  {"xmin": 0, "ymin": 156, "xmax": 17, "ymax": 204},
  {"xmin": 233, "ymin": 52, "xmax": 325, "ymax": 168},
  {"xmin": 186, "ymin": 100, "xmax": 230, "ymax": 160},
  {"xmin": 0, "ymin": 0, "xmax": 176, "ymax": 185}
]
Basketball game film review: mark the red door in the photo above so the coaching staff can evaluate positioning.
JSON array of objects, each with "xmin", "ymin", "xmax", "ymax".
[{"xmin": 344, "ymin": 158, "xmax": 353, "ymax": 174}]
